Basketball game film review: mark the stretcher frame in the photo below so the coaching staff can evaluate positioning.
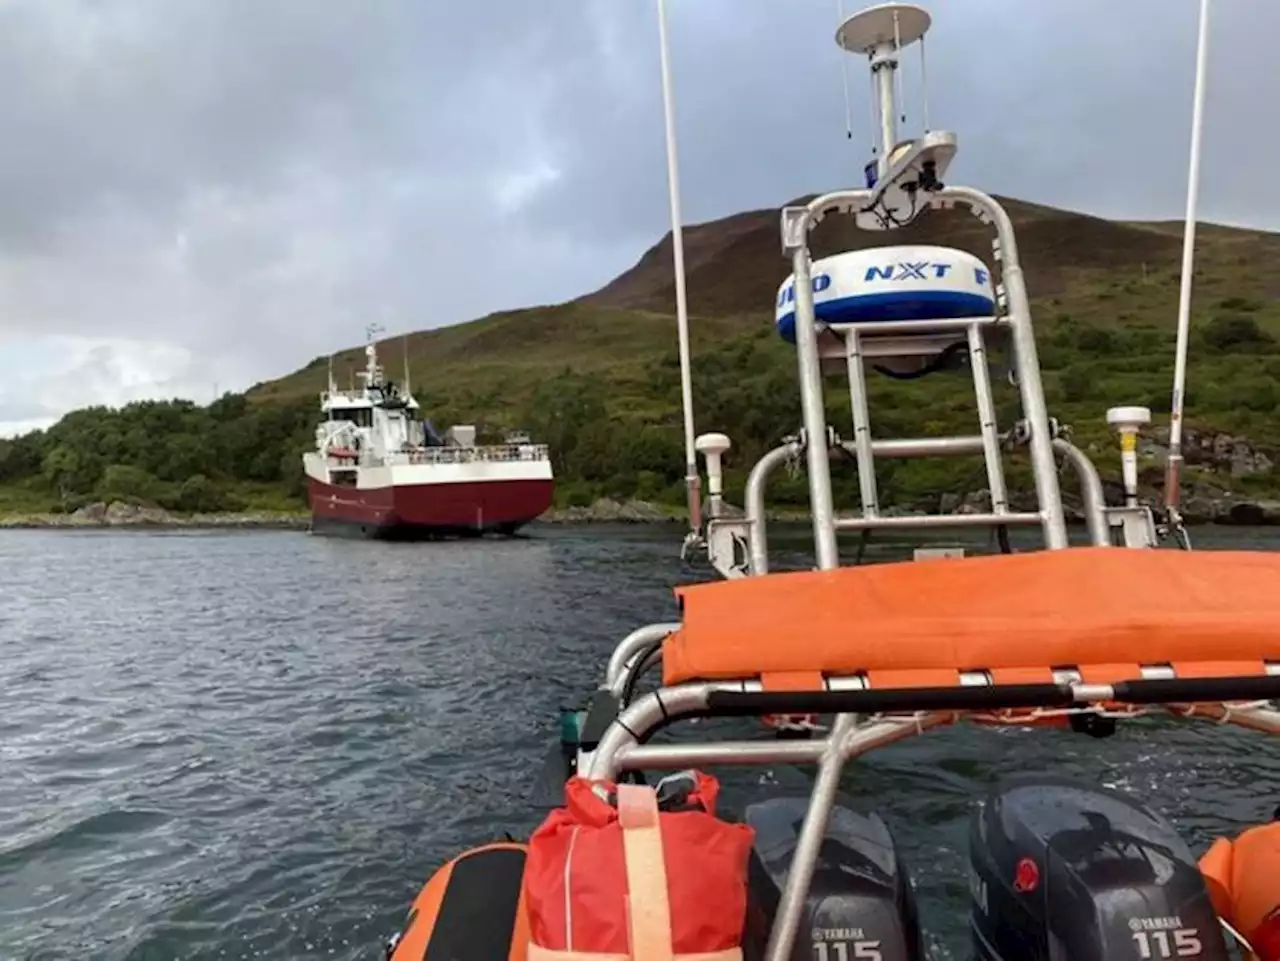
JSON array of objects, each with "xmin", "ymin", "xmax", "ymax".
[{"xmin": 586, "ymin": 627, "xmax": 1280, "ymax": 961}]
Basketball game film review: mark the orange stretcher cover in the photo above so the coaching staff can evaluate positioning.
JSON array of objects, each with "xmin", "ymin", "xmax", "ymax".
[{"xmin": 662, "ymin": 547, "xmax": 1280, "ymax": 687}]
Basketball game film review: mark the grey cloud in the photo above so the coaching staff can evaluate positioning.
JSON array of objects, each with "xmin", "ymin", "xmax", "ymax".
[{"xmin": 0, "ymin": 0, "xmax": 1275, "ymax": 427}]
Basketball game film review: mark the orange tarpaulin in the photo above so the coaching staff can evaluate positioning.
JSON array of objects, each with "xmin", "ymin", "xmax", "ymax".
[{"xmin": 662, "ymin": 547, "xmax": 1280, "ymax": 687}]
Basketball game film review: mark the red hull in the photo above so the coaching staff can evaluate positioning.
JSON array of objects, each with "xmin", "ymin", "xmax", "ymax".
[{"xmin": 307, "ymin": 477, "xmax": 554, "ymax": 538}]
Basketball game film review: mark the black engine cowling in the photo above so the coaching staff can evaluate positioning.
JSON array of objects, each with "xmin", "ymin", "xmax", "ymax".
[
  {"xmin": 968, "ymin": 776, "xmax": 1230, "ymax": 961},
  {"xmin": 743, "ymin": 797, "xmax": 925, "ymax": 961}
]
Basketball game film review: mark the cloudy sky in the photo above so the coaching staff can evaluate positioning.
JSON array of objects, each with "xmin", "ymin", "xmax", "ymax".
[{"xmin": 0, "ymin": 0, "xmax": 1273, "ymax": 436}]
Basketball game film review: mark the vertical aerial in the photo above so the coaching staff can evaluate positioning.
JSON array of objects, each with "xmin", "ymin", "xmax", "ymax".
[
  {"xmin": 1163, "ymin": 0, "xmax": 1213, "ymax": 538},
  {"xmin": 654, "ymin": 0, "xmax": 702, "ymax": 545}
]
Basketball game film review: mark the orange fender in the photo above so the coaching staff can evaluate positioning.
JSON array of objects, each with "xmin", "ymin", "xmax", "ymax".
[
  {"xmin": 1199, "ymin": 820, "xmax": 1280, "ymax": 961},
  {"xmin": 389, "ymin": 841, "xmax": 529, "ymax": 961}
]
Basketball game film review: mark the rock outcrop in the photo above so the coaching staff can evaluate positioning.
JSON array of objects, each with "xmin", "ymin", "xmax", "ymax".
[
  {"xmin": 1139, "ymin": 426, "xmax": 1275, "ymax": 479},
  {"xmin": 0, "ymin": 501, "xmax": 308, "ymax": 530},
  {"xmin": 540, "ymin": 498, "xmax": 677, "ymax": 524}
]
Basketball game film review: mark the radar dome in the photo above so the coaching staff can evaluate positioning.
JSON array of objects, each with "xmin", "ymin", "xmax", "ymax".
[{"xmin": 775, "ymin": 245, "xmax": 995, "ymax": 345}]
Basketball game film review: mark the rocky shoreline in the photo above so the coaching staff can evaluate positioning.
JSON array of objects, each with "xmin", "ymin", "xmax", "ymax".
[
  {"xmin": 0, "ymin": 501, "xmax": 310, "ymax": 530},
  {"xmin": 4, "ymin": 491, "xmax": 1280, "ymax": 531},
  {"xmin": 0, "ymin": 498, "xmax": 691, "ymax": 529}
]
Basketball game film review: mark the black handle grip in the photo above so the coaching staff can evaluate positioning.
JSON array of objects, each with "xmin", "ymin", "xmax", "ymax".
[
  {"xmin": 1112, "ymin": 675, "xmax": 1280, "ymax": 705},
  {"xmin": 704, "ymin": 683, "xmax": 1073, "ymax": 716}
]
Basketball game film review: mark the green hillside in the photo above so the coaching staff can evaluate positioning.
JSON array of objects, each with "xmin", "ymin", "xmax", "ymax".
[{"xmin": 4, "ymin": 192, "xmax": 1280, "ymax": 518}]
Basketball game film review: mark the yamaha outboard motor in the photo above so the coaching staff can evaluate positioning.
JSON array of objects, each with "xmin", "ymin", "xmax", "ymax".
[
  {"xmin": 968, "ymin": 776, "xmax": 1230, "ymax": 960},
  {"xmin": 743, "ymin": 797, "xmax": 924, "ymax": 961}
]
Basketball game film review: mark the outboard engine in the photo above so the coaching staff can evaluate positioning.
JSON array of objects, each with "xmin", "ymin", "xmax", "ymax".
[
  {"xmin": 968, "ymin": 776, "xmax": 1230, "ymax": 960},
  {"xmin": 743, "ymin": 797, "xmax": 924, "ymax": 961}
]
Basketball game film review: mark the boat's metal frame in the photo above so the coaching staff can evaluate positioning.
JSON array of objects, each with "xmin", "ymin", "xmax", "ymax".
[
  {"xmin": 555, "ymin": 7, "xmax": 1271, "ymax": 961},
  {"xmin": 675, "ymin": 2, "xmax": 1180, "ymax": 580},
  {"xmin": 582, "ymin": 629, "xmax": 1280, "ymax": 961}
]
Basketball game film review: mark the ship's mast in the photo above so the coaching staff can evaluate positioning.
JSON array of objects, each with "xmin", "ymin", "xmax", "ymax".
[
  {"xmin": 402, "ymin": 331, "xmax": 412, "ymax": 398},
  {"xmin": 327, "ymin": 353, "xmax": 336, "ymax": 422},
  {"xmin": 361, "ymin": 322, "xmax": 385, "ymax": 390}
]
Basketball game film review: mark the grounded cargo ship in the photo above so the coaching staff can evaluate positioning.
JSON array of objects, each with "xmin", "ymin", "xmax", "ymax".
[{"xmin": 302, "ymin": 329, "xmax": 554, "ymax": 539}]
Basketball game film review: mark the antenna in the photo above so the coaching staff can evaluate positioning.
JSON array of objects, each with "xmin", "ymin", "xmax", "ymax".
[
  {"xmin": 402, "ymin": 331, "xmax": 412, "ymax": 396},
  {"xmin": 361, "ymin": 322, "xmax": 385, "ymax": 387},
  {"xmin": 1164, "ymin": 0, "xmax": 1212, "ymax": 532},
  {"xmin": 835, "ymin": 3, "xmax": 955, "ymax": 232},
  {"xmin": 655, "ymin": 0, "xmax": 703, "ymax": 541}
]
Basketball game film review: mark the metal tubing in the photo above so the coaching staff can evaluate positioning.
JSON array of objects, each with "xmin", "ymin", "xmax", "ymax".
[
  {"xmin": 871, "ymin": 45, "xmax": 899, "ymax": 174},
  {"xmin": 844, "ymin": 329, "xmax": 880, "ymax": 515},
  {"xmin": 763, "ymin": 713, "xmax": 855, "ymax": 961},
  {"xmin": 605, "ymin": 622, "xmax": 679, "ymax": 696},
  {"xmin": 1052, "ymin": 439, "xmax": 1110, "ymax": 548},
  {"xmin": 745, "ymin": 441, "xmax": 802, "ymax": 575},
  {"xmin": 614, "ymin": 738, "xmax": 827, "ymax": 770},
  {"xmin": 834, "ymin": 511, "xmax": 1041, "ymax": 531},
  {"xmin": 941, "ymin": 186, "xmax": 1068, "ymax": 548},
  {"xmin": 827, "ymin": 315, "xmax": 1000, "ymax": 336},
  {"xmin": 1166, "ymin": 0, "xmax": 1214, "ymax": 515},
  {"xmin": 587, "ymin": 680, "xmax": 1280, "ymax": 784},
  {"xmin": 608, "ymin": 716, "xmax": 956, "ymax": 777},
  {"xmin": 857, "ymin": 435, "xmax": 989, "ymax": 458},
  {"xmin": 967, "ymin": 324, "xmax": 1010, "ymax": 513},
  {"xmin": 654, "ymin": 0, "xmax": 702, "ymax": 536},
  {"xmin": 789, "ymin": 247, "xmax": 840, "ymax": 570},
  {"xmin": 589, "ymin": 683, "xmax": 720, "ymax": 778}
]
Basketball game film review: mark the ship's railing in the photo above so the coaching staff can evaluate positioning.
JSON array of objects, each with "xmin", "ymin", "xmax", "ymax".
[{"xmin": 384, "ymin": 443, "xmax": 551, "ymax": 466}]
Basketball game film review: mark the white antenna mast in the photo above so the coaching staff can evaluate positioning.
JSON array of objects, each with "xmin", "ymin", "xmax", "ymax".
[
  {"xmin": 402, "ymin": 331, "xmax": 412, "ymax": 396},
  {"xmin": 836, "ymin": 4, "xmax": 952, "ymax": 231},
  {"xmin": 655, "ymin": 0, "xmax": 702, "ymax": 539},
  {"xmin": 1163, "ymin": 0, "xmax": 1212, "ymax": 532}
]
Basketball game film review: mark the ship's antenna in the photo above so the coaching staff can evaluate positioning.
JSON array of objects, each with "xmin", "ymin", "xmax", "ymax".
[
  {"xmin": 1164, "ymin": 0, "xmax": 1212, "ymax": 533},
  {"xmin": 655, "ymin": 0, "xmax": 702, "ymax": 536},
  {"xmin": 362, "ymin": 322, "xmax": 385, "ymax": 387},
  {"xmin": 837, "ymin": 0, "xmax": 854, "ymax": 141},
  {"xmin": 402, "ymin": 332, "xmax": 412, "ymax": 396},
  {"xmin": 918, "ymin": 32, "xmax": 930, "ymax": 131},
  {"xmin": 327, "ymin": 354, "xmax": 336, "ymax": 423}
]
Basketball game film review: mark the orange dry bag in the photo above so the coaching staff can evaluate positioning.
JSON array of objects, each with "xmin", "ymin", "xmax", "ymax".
[
  {"xmin": 522, "ymin": 770, "xmax": 755, "ymax": 961},
  {"xmin": 1199, "ymin": 816, "xmax": 1280, "ymax": 961}
]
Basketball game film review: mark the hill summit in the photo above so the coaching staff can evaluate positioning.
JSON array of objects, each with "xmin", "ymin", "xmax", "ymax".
[{"xmin": 246, "ymin": 191, "xmax": 1280, "ymax": 516}]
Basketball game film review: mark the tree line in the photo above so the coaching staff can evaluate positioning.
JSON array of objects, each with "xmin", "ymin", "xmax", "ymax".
[{"xmin": 0, "ymin": 307, "xmax": 1276, "ymax": 515}]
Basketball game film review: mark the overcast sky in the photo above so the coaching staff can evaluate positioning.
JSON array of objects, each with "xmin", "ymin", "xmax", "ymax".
[{"xmin": 0, "ymin": 0, "xmax": 1274, "ymax": 436}]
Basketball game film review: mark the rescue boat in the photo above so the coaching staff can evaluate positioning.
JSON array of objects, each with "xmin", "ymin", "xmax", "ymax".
[{"xmin": 387, "ymin": 4, "xmax": 1280, "ymax": 961}]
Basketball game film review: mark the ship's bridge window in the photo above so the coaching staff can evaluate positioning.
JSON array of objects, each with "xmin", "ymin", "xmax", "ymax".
[{"xmin": 329, "ymin": 408, "xmax": 372, "ymax": 428}]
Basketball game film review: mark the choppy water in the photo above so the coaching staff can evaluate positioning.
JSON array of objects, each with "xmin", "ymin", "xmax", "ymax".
[{"xmin": 2, "ymin": 525, "xmax": 1279, "ymax": 961}]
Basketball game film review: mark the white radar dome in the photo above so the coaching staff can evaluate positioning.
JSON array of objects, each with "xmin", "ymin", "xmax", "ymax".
[{"xmin": 774, "ymin": 245, "xmax": 995, "ymax": 346}]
